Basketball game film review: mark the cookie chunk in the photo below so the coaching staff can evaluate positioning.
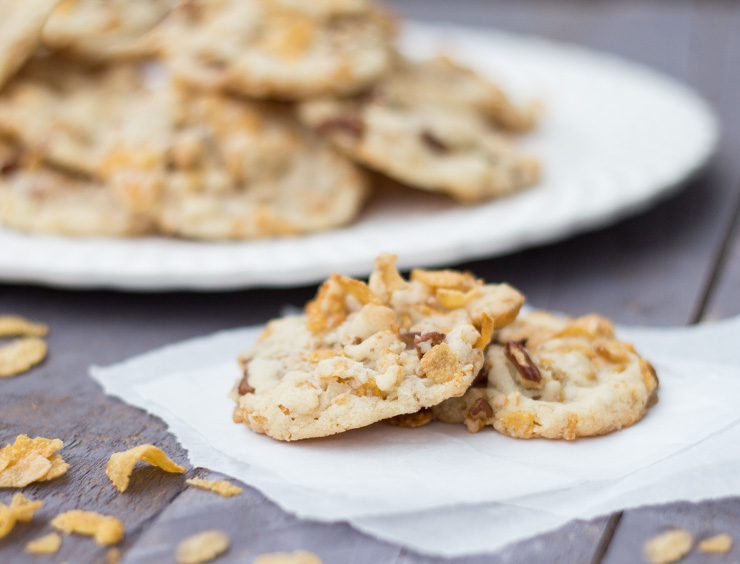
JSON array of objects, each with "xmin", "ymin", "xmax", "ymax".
[
  {"xmin": 299, "ymin": 56, "xmax": 540, "ymax": 203},
  {"xmin": 0, "ymin": 144, "xmax": 151, "ymax": 237},
  {"xmin": 162, "ymin": 0, "xmax": 395, "ymax": 100},
  {"xmin": 104, "ymin": 88, "xmax": 368, "ymax": 239},
  {"xmin": 41, "ymin": 0, "xmax": 172, "ymax": 61},
  {"xmin": 0, "ymin": 56, "xmax": 150, "ymax": 177},
  {"xmin": 0, "ymin": 0, "xmax": 59, "ymax": 90},
  {"xmin": 433, "ymin": 311, "xmax": 659, "ymax": 439},
  {"xmin": 232, "ymin": 254, "xmax": 525, "ymax": 441}
]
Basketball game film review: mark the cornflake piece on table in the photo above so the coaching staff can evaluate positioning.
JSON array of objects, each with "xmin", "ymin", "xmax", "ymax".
[
  {"xmin": 186, "ymin": 477, "xmax": 242, "ymax": 497},
  {"xmin": 698, "ymin": 533, "xmax": 733, "ymax": 554},
  {"xmin": 0, "ymin": 435, "xmax": 68, "ymax": 486},
  {"xmin": 643, "ymin": 529, "xmax": 694, "ymax": 564},
  {"xmin": 0, "ymin": 493, "xmax": 44, "ymax": 539},
  {"xmin": 254, "ymin": 550, "xmax": 323, "ymax": 564},
  {"xmin": 106, "ymin": 444, "xmax": 186, "ymax": 492},
  {"xmin": 175, "ymin": 530, "xmax": 230, "ymax": 564},
  {"xmin": 0, "ymin": 338, "xmax": 47, "ymax": 378},
  {"xmin": 25, "ymin": 532, "xmax": 62, "ymax": 554},
  {"xmin": 51, "ymin": 510, "xmax": 125, "ymax": 546},
  {"xmin": 0, "ymin": 315, "xmax": 49, "ymax": 337}
]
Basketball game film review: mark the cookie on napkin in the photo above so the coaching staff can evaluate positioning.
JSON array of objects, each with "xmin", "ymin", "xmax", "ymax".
[
  {"xmin": 432, "ymin": 311, "xmax": 660, "ymax": 439},
  {"xmin": 232, "ymin": 254, "xmax": 525, "ymax": 440}
]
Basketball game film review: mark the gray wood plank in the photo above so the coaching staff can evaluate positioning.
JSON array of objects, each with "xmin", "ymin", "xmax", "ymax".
[
  {"xmin": 594, "ymin": 3, "xmax": 740, "ymax": 562},
  {"xmin": 0, "ymin": 287, "xmax": 307, "ymax": 563},
  {"xmin": 600, "ymin": 499, "xmax": 740, "ymax": 564},
  {"xmin": 123, "ymin": 469, "xmax": 608, "ymax": 564}
]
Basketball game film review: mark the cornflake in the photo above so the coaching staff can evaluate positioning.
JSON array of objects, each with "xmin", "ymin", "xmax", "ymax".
[
  {"xmin": 106, "ymin": 444, "xmax": 186, "ymax": 492},
  {"xmin": 698, "ymin": 533, "xmax": 733, "ymax": 554},
  {"xmin": 644, "ymin": 528, "xmax": 693, "ymax": 564},
  {"xmin": 254, "ymin": 550, "xmax": 323, "ymax": 564},
  {"xmin": 186, "ymin": 477, "xmax": 242, "ymax": 497},
  {"xmin": 0, "ymin": 315, "xmax": 49, "ymax": 337},
  {"xmin": 0, "ymin": 435, "xmax": 68, "ymax": 487},
  {"xmin": 0, "ymin": 338, "xmax": 47, "ymax": 377},
  {"xmin": 26, "ymin": 532, "xmax": 62, "ymax": 554},
  {"xmin": 175, "ymin": 530, "xmax": 230, "ymax": 564},
  {"xmin": 0, "ymin": 493, "xmax": 43, "ymax": 539},
  {"xmin": 51, "ymin": 510, "xmax": 124, "ymax": 545}
]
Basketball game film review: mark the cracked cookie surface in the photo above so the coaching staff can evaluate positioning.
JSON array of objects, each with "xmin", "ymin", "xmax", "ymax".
[
  {"xmin": 299, "ymin": 56, "xmax": 540, "ymax": 203},
  {"xmin": 433, "ymin": 311, "xmax": 659, "ymax": 439},
  {"xmin": 232, "ymin": 254, "xmax": 524, "ymax": 441}
]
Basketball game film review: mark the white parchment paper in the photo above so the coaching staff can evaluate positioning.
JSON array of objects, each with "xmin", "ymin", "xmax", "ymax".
[{"xmin": 90, "ymin": 316, "xmax": 740, "ymax": 557}]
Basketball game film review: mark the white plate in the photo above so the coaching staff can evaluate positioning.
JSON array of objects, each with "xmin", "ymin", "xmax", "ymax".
[{"xmin": 0, "ymin": 22, "xmax": 718, "ymax": 290}]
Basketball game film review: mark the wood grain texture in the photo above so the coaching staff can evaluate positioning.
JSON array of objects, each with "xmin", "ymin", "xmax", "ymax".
[
  {"xmin": 123, "ymin": 470, "xmax": 608, "ymax": 564},
  {"xmin": 601, "ymin": 499, "xmax": 740, "ymax": 563}
]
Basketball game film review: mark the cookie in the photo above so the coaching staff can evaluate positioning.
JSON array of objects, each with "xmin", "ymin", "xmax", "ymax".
[
  {"xmin": 41, "ymin": 0, "xmax": 172, "ymax": 61},
  {"xmin": 0, "ymin": 55, "xmax": 150, "ymax": 177},
  {"xmin": 0, "ymin": 0, "xmax": 59, "ymax": 89},
  {"xmin": 162, "ymin": 0, "xmax": 395, "ymax": 100},
  {"xmin": 105, "ymin": 88, "xmax": 369, "ymax": 239},
  {"xmin": 299, "ymin": 56, "xmax": 540, "ymax": 203},
  {"xmin": 432, "ymin": 311, "xmax": 659, "ymax": 440},
  {"xmin": 0, "ymin": 143, "xmax": 151, "ymax": 237},
  {"xmin": 231, "ymin": 254, "xmax": 525, "ymax": 441}
]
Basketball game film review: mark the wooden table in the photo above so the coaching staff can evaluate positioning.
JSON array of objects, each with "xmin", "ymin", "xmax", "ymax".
[{"xmin": 2, "ymin": 1, "xmax": 740, "ymax": 562}]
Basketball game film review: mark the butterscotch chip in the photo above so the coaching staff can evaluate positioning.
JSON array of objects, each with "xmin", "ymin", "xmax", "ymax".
[
  {"xmin": 175, "ymin": 530, "xmax": 230, "ymax": 564},
  {"xmin": 186, "ymin": 478, "xmax": 242, "ymax": 497},
  {"xmin": 26, "ymin": 532, "xmax": 62, "ymax": 554},
  {"xmin": 232, "ymin": 254, "xmax": 524, "ymax": 441},
  {"xmin": 254, "ymin": 550, "xmax": 323, "ymax": 564},
  {"xmin": 0, "ymin": 338, "xmax": 47, "ymax": 378},
  {"xmin": 432, "ymin": 310, "xmax": 659, "ymax": 439},
  {"xmin": 0, "ymin": 315, "xmax": 49, "ymax": 338},
  {"xmin": 106, "ymin": 547, "xmax": 122, "ymax": 564},
  {"xmin": 698, "ymin": 533, "xmax": 732, "ymax": 554},
  {"xmin": 51, "ymin": 510, "xmax": 124, "ymax": 545},
  {"xmin": 0, "ymin": 494, "xmax": 44, "ymax": 539},
  {"xmin": 643, "ymin": 529, "xmax": 693, "ymax": 564},
  {"xmin": 106, "ymin": 444, "xmax": 186, "ymax": 492}
]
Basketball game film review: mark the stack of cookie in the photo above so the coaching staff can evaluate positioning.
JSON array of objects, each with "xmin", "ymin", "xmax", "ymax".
[
  {"xmin": 232, "ymin": 254, "xmax": 659, "ymax": 441},
  {"xmin": 0, "ymin": 0, "xmax": 540, "ymax": 240}
]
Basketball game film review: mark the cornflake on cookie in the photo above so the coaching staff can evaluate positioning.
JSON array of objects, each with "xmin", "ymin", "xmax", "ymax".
[
  {"xmin": 433, "ymin": 311, "xmax": 659, "ymax": 439},
  {"xmin": 161, "ymin": 0, "xmax": 395, "ymax": 100},
  {"xmin": 232, "ymin": 254, "xmax": 524, "ymax": 441},
  {"xmin": 299, "ymin": 55, "xmax": 540, "ymax": 203}
]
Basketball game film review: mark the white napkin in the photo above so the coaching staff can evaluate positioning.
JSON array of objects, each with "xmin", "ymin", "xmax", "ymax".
[{"xmin": 90, "ymin": 316, "xmax": 740, "ymax": 557}]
